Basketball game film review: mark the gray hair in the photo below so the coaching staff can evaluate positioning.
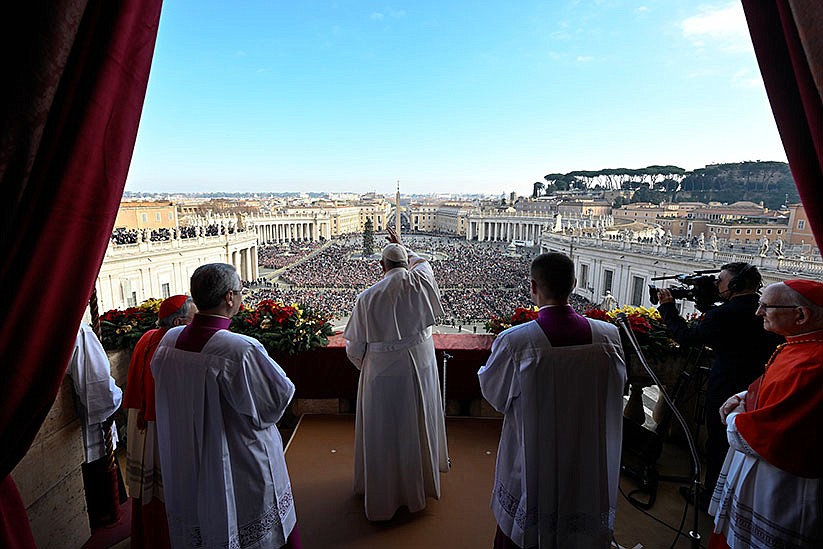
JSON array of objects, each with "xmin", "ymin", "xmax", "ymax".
[
  {"xmin": 191, "ymin": 263, "xmax": 239, "ymax": 310},
  {"xmin": 158, "ymin": 298, "xmax": 195, "ymax": 328}
]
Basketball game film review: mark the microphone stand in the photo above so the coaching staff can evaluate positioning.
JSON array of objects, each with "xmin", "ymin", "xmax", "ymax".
[
  {"xmin": 441, "ymin": 351, "xmax": 453, "ymax": 468},
  {"xmin": 615, "ymin": 313, "xmax": 702, "ymax": 549}
]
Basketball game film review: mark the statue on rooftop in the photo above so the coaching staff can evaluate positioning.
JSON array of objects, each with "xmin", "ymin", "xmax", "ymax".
[
  {"xmin": 773, "ymin": 236, "xmax": 785, "ymax": 258},
  {"xmin": 759, "ymin": 236, "xmax": 770, "ymax": 257},
  {"xmin": 710, "ymin": 233, "xmax": 718, "ymax": 252}
]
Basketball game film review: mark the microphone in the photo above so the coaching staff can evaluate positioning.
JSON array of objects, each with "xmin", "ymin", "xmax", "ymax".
[{"xmin": 614, "ymin": 312, "xmax": 703, "ymax": 549}]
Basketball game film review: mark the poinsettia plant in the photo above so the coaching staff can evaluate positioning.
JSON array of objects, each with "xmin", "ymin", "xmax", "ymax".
[
  {"xmin": 583, "ymin": 305, "xmax": 679, "ymax": 361},
  {"xmin": 231, "ymin": 299, "xmax": 335, "ymax": 355},
  {"xmin": 100, "ymin": 298, "xmax": 163, "ymax": 350},
  {"xmin": 484, "ymin": 306, "xmax": 539, "ymax": 335}
]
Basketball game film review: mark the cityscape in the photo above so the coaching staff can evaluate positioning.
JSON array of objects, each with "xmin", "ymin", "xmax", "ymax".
[{"xmin": 103, "ymin": 160, "xmax": 818, "ymax": 326}]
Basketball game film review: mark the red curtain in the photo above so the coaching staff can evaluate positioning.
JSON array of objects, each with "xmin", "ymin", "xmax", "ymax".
[
  {"xmin": 0, "ymin": 1, "xmax": 162, "ymax": 546},
  {"xmin": 742, "ymin": 0, "xmax": 823, "ymax": 249}
]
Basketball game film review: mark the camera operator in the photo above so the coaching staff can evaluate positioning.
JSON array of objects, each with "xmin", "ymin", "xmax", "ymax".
[{"xmin": 656, "ymin": 262, "xmax": 783, "ymax": 510}]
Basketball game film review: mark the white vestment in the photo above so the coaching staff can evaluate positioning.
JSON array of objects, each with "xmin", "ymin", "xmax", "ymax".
[
  {"xmin": 151, "ymin": 329, "xmax": 297, "ymax": 549},
  {"xmin": 478, "ymin": 320, "xmax": 626, "ymax": 548},
  {"xmin": 67, "ymin": 324, "xmax": 122, "ymax": 463},
  {"xmin": 344, "ymin": 250, "xmax": 449, "ymax": 521},
  {"xmin": 709, "ymin": 406, "xmax": 822, "ymax": 548}
]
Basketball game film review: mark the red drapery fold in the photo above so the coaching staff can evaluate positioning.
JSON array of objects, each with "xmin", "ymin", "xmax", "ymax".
[
  {"xmin": 742, "ymin": 0, "xmax": 823, "ymax": 249},
  {"xmin": 0, "ymin": 1, "xmax": 162, "ymax": 546}
]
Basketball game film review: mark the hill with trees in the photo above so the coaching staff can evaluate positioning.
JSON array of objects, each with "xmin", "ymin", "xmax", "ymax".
[{"xmin": 533, "ymin": 161, "xmax": 798, "ymax": 209}]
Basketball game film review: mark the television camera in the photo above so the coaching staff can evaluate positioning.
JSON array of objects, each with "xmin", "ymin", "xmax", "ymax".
[{"xmin": 648, "ymin": 269, "xmax": 721, "ymax": 312}]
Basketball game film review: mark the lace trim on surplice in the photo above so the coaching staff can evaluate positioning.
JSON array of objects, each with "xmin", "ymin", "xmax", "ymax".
[
  {"xmin": 177, "ymin": 487, "xmax": 294, "ymax": 548},
  {"xmin": 494, "ymin": 481, "xmax": 614, "ymax": 539}
]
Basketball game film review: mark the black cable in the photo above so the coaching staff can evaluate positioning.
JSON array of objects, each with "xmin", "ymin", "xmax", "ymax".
[
  {"xmin": 619, "ymin": 484, "xmax": 682, "ymax": 535},
  {"xmin": 670, "ymin": 489, "xmax": 690, "ymax": 549},
  {"xmin": 619, "ymin": 478, "xmax": 708, "ymax": 548}
]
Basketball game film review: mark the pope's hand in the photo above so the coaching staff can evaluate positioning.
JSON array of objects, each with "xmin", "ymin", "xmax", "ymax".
[
  {"xmin": 719, "ymin": 394, "xmax": 745, "ymax": 425},
  {"xmin": 386, "ymin": 226, "xmax": 401, "ymax": 245}
]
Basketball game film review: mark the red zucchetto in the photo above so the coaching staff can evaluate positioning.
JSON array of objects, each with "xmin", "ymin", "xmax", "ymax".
[
  {"xmin": 783, "ymin": 279, "xmax": 823, "ymax": 306},
  {"xmin": 158, "ymin": 294, "xmax": 190, "ymax": 320}
]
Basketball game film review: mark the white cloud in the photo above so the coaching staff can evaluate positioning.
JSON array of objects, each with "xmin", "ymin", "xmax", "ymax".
[
  {"xmin": 731, "ymin": 68, "xmax": 762, "ymax": 88},
  {"xmin": 236, "ymin": 50, "xmax": 247, "ymax": 57},
  {"xmin": 576, "ymin": 55, "xmax": 593, "ymax": 63},
  {"xmin": 385, "ymin": 8, "xmax": 407, "ymax": 18},
  {"xmin": 370, "ymin": 7, "xmax": 406, "ymax": 21},
  {"xmin": 636, "ymin": 6, "xmax": 649, "ymax": 13},
  {"xmin": 681, "ymin": 2, "xmax": 751, "ymax": 54}
]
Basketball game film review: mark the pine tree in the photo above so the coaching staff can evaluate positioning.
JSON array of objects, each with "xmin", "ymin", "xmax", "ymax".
[{"xmin": 363, "ymin": 218, "xmax": 375, "ymax": 256}]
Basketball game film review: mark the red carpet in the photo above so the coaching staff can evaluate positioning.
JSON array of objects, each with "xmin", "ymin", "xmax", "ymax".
[{"xmin": 82, "ymin": 499, "xmax": 131, "ymax": 549}]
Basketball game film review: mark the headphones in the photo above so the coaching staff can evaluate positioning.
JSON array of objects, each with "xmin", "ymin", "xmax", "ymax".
[{"xmin": 727, "ymin": 263, "xmax": 755, "ymax": 293}]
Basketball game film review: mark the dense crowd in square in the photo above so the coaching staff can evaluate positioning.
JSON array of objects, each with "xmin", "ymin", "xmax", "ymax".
[{"xmin": 250, "ymin": 235, "xmax": 592, "ymax": 324}]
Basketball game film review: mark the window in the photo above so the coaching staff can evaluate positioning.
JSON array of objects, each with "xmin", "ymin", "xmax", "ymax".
[
  {"xmin": 756, "ymin": 229, "xmax": 761, "ymax": 234},
  {"xmin": 631, "ymin": 276, "xmax": 644, "ymax": 306},
  {"xmin": 156, "ymin": 213, "xmax": 161, "ymax": 221},
  {"xmin": 161, "ymin": 283, "xmax": 170, "ymax": 299},
  {"xmin": 579, "ymin": 264, "xmax": 589, "ymax": 289},
  {"xmin": 141, "ymin": 213, "xmax": 148, "ymax": 223},
  {"xmin": 127, "ymin": 291, "xmax": 137, "ymax": 307},
  {"xmin": 168, "ymin": 212, "xmax": 174, "ymax": 220},
  {"xmin": 798, "ymin": 219, "xmax": 806, "ymax": 230},
  {"xmin": 603, "ymin": 269, "xmax": 614, "ymax": 294}
]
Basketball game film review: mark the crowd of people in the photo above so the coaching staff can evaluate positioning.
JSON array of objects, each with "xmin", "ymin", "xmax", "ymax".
[
  {"xmin": 110, "ymin": 224, "xmax": 238, "ymax": 245},
  {"xmin": 258, "ymin": 240, "xmax": 326, "ymax": 270},
  {"xmin": 252, "ymin": 235, "xmax": 593, "ymax": 324}
]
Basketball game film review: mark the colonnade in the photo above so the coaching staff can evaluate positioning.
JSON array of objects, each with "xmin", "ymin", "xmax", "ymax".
[
  {"xmin": 230, "ymin": 245, "xmax": 258, "ymax": 282},
  {"xmin": 256, "ymin": 220, "xmax": 330, "ymax": 243},
  {"xmin": 467, "ymin": 219, "xmax": 547, "ymax": 242}
]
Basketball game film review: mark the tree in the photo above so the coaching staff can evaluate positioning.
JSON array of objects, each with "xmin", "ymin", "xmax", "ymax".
[
  {"xmin": 532, "ymin": 181, "xmax": 545, "ymax": 198},
  {"xmin": 363, "ymin": 218, "xmax": 375, "ymax": 256}
]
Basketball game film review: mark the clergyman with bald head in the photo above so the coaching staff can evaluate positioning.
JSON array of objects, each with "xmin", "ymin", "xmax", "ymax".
[{"xmin": 150, "ymin": 263, "xmax": 301, "ymax": 547}]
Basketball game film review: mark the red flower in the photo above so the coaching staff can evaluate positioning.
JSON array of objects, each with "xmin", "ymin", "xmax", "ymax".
[{"xmin": 583, "ymin": 308, "xmax": 609, "ymax": 321}]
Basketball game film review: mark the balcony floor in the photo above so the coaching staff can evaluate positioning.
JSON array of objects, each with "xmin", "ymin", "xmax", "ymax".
[{"xmin": 107, "ymin": 413, "xmax": 713, "ymax": 549}]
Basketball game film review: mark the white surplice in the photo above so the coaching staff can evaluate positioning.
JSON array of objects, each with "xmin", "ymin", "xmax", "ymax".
[
  {"xmin": 478, "ymin": 319, "xmax": 626, "ymax": 549},
  {"xmin": 67, "ymin": 323, "xmax": 122, "ymax": 463},
  {"xmin": 151, "ymin": 329, "xmax": 296, "ymax": 549},
  {"xmin": 344, "ymin": 249, "xmax": 449, "ymax": 521},
  {"xmin": 709, "ymin": 407, "xmax": 822, "ymax": 548}
]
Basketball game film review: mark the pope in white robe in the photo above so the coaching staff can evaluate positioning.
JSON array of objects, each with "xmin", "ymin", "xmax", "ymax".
[
  {"xmin": 344, "ymin": 231, "xmax": 450, "ymax": 521},
  {"xmin": 152, "ymin": 300, "xmax": 297, "ymax": 548}
]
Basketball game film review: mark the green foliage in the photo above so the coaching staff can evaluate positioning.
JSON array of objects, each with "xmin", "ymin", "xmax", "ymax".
[
  {"xmin": 363, "ymin": 218, "xmax": 375, "ymax": 256},
  {"xmin": 678, "ymin": 161, "xmax": 798, "ymax": 208},
  {"xmin": 537, "ymin": 162, "xmax": 794, "ymax": 208}
]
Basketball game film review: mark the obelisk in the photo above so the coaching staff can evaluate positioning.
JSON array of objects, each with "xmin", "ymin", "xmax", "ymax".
[{"xmin": 395, "ymin": 180, "xmax": 401, "ymax": 238}]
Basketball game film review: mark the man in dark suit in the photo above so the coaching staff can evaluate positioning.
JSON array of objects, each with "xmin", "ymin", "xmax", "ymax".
[{"xmin": 657, "ymin": 262, "xmax": 784, "ymax": 508}]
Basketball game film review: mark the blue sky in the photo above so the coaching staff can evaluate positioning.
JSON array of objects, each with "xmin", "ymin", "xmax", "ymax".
[{"xmin": 125, "ymin": 0, "xmax": 787, "ymax": 196}]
